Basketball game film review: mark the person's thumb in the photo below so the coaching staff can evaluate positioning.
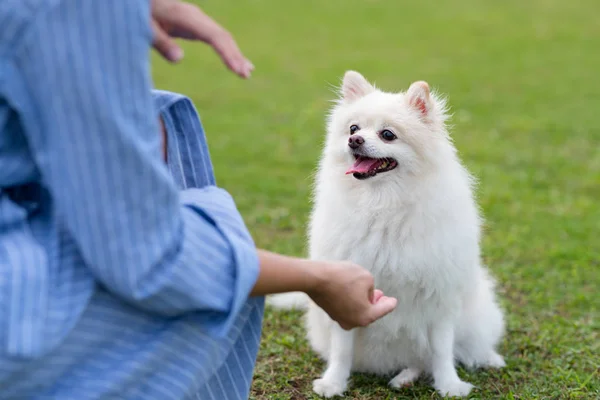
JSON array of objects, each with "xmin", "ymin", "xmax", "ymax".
[
  {"xmin": 151, "ymin": 20, "xmax": 184, "ymax": 63},
  {"xmin": 367, "ymin": 295, "xmax": 397, "ymax": 322}
]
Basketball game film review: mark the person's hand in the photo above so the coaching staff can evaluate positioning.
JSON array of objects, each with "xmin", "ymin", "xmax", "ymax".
[
  {"xmin": 307, "ymin": 261, "xmax": 397, "ymax": 330},
  {"xmin": 151, "ymin": 0, "xmax": 254, "ymax": 78}
]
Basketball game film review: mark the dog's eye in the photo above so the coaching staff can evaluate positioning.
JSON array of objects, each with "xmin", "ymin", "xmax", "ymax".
[
  {"xmin": 380, "ymin": 129, "xmax": 397, "ymax": 141},
  {"xmin": 349, "ymin": 125, "xmax": 360, "ymax": 135}
]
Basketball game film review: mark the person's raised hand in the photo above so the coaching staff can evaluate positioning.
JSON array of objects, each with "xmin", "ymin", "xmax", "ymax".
[
  {"xmin": 307, "ymin": 261, "xmax": 397, "ymax": 330},
  {"xmin": 151, "ymin": 0, "xmax": 254, "ymax": 78}
]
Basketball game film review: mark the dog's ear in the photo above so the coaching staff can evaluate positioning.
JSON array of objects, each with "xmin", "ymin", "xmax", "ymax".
[
  {"xmin": 406, "ymin": 81, "xmax": 432, "ymax": 117},
  {"xmin": 341, "ymin": 71, "xmax": 375, "ymax": 102}
]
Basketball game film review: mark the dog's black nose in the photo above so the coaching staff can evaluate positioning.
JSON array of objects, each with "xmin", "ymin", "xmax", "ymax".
[{"xmin": 348, "ymin": 135, "xmax": 364, "ymax": 149}]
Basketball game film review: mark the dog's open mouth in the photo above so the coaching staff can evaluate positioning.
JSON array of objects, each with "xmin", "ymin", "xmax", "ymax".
[{"xmin": 345, "ymin": 156, "xmax": 398, "ymax": 180}]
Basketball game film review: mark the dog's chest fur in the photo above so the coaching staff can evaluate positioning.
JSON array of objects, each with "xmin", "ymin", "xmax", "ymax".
[{"xmin": 309, "ymin": 174, "xmax": 476, "ymax": 292}]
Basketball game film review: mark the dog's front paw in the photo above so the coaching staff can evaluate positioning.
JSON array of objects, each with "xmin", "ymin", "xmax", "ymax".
[
  {"xmin": 389, "ymin": 367, "xmax": 421, "ymax": 388},
  {"xmin": 312, "ymin": 378, "xmax": 347, "ymax": 398},
  {"xmin": 435, "ymin": 380, "xmax": 474, "ymax": 397}
]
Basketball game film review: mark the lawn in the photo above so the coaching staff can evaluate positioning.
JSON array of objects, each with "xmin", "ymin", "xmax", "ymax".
[{"xmin": 152, "ymin": 0, "xmax": 599, "ymax": 398}]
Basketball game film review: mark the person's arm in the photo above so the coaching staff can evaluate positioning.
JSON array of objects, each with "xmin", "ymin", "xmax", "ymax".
[
  {"xmin": 13, "ymin": 0, "xmax": 256, "ymax": 337},
  {"xmin": 251, "ymin": 250, "xmax": 320, "ymax": 296},
  {"xmin": 252, "ymin": 250, "xmax": 397, "ymax": 329}
]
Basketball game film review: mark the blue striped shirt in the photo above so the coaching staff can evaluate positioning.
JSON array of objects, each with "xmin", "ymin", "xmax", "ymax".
[{"xmin": 0, "ymin": 0, "xmax": 263, "ymax": 398}]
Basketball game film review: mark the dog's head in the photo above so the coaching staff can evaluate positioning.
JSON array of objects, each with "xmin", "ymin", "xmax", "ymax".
[{"xmin": 323, "ymin": 71, "xmax": 452, "ymax": 183}]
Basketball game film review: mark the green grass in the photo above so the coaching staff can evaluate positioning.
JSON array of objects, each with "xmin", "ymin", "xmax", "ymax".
[{"xmin": 152, "ymin": 0, "xmax": 599, "ymax": 398}]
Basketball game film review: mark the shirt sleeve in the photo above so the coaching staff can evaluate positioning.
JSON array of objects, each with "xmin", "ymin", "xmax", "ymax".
[{"xmin": 12, "ymin": 0, "xmax": 259, "ymax": 336}]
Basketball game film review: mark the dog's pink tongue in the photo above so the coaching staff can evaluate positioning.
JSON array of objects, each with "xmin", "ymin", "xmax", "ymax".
[{"xmin": 346, "ymin": 157, "xmax": 381, "ymax": 174}]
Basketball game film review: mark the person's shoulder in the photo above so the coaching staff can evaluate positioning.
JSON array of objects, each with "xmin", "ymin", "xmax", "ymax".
[
  {"xmin": 0, "ymin": 0, "xmax": 56, "ymax": 16},
  {"xmin": 0, "ymin": 0, "xmax": 60, "ymax": 56},
  {"xmin": 0, "ymin": 0, "xmax": 151, "ymax": 58}
]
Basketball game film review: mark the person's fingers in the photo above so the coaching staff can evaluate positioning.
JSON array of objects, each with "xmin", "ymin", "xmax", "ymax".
[
  {"xmin": 161, "ymin": 3, "xmax": 254, "ymax": 77},
  {"xmin": 209, "ymin": 32, "xmax": 253, "ymax": 78},
  {"xmin": 151, "ymin": 20, "xmax": 184, "ymax": 63},
  {"xmin": 367, "ymin": 286, "xmax": 375, "ymax": 303},
  {"xmin": 161, "ymin": 2, "xmax": 218, "ymax": 42},
  {"xmin": 371, "ymin": 289, "xmax": 384, "ymax": 304}
]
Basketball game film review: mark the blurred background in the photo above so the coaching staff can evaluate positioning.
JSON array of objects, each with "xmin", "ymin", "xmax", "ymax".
[{"xmin": 152, "ymin": 1, "xmax": 599, "ymax": 398}]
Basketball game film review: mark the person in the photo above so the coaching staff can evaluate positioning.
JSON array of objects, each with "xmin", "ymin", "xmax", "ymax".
[{"xmin": 0, "ymin": 0, "xmax": 397, "ymax": 399}]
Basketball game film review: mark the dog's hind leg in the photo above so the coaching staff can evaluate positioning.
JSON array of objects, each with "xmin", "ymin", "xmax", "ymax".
[
  {"xmin": 454, "ymin": 268, "xmax": 506, "ymax": 370},
  {"xmin": 312, "ymin": 324, "xmax": 355, "ymax": 398}
]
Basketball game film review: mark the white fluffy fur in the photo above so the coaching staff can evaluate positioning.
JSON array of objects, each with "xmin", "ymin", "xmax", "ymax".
[{"xmin": 268, "ymin": 71, "xmax": 505, "ymax": 398}]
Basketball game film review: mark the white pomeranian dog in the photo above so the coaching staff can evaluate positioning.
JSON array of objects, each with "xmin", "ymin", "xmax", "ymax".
[{"xmin": 268, "ymin": 71, "xmax": 506, "ymax": 398}]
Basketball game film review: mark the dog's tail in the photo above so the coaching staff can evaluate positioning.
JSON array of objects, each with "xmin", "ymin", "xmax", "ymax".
[{"xmin": 266, "ymin": 292, "xmax": 310, "ymax": 310}]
